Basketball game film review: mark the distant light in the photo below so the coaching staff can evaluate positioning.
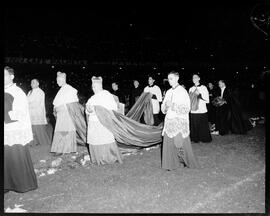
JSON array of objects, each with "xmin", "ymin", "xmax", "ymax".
[
  {"xmin": 158, "ymin": 73, "xmax": 161, "ymax": 75},
  {"xmin": 119, "ymin": 67, "xmax": 122, "ymax": 70},
  {"xmin": 210, "ymin": 54, "xmax": 213, "ymax": 57},
  {"xmin": 129, "ymin": 23, "xmax": 133, "ymax": 27},
  {"xmin": 194, "ymin": 47, "xmax": 198, "ymax": 50},
  {"xmin": 153, "ymin": 67, "xmax": 157, "ymax": 70},
  {"xmin": 212, "ymin": 67, "xmax": 215, "ymax": 70},
  {"xmin": 245, "ymin": 67, "xmax": 248, "ymax": 70},
  {"xmin": 181, "ymin": 67, "xmax": 185, "ymax": 70},
  {"xmin": 236, "ymin": 71, "xmax": 239, "ymax": 74},
  {"xmin": 82, "ymin": 66, "xmax": 85, "ymax": 69},
  {"xmin": 263, "ymin": 66, "xmax": 267, "ymax": 69},
  {"xmin": 51, "ymin": 66, "xmax": 54, "ymax": 68}
]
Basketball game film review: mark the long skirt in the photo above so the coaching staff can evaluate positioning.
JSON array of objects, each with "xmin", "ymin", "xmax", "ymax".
[
  {"xmin": 4, "ymin": 144, "xmax": 38, "ymax": 193},
  {"xmin": 51, "ymin": 104, "xmax": 77, "ymax": 154},
  {"xmin": 89, "ymin": 142, "xmax": 123, "ymax": 165},
  {"xmin": 31, "ymin": 124, "xmax": 53, "ymax": 146},
  {"xmin": 190, "ymin": 113, "xmax": 212, "ymax": 143},
  {"xmin": 162, "ymin": 132, "xmax": 200, "ymax": 170},
  {"xmin": 216, "ymin": 105, "xmax": 230, "ymax": 135},
  {"xmin": 88, "ymin": 120, "xmax": 123, "ymax": 165}
]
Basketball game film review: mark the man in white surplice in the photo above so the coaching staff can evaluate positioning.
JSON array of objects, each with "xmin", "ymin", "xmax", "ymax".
[
  {"xmin": 27, "ymin": 79, "xmax": 52, "ymax": 146},
  {"xmin": 144, "ymin": 75, "xmax": 162, "ymax": 126}
]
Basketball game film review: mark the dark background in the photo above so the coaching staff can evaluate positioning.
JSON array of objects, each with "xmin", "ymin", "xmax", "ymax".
[{"xmin": 4, "ymin": 4, "xmax": 269, "ymax": 103}]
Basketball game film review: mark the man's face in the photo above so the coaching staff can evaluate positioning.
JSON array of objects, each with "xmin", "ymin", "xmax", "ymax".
[
  {"xmin": 112, "ymin": 83, "xmax": 118, "ymax": 91},
  {"xmin": 192, "ymin": 75, "xmax": 200, "ymax": 84},
  {"xmin": 148, "ymin": 77, "xmax": 154, "ymax": 86},
  {"xmin": 4, "ymin": 69, "xmax": 14, "ymax": 86},
  {"xmin": 31, "ymin": 79, "xmax": 39, "ymax": 89},
  {"xmin": 218, "ymin": 81, "xmax": 224, "ymax": 89},
  {"xmin": 208, "ymin": 83, "xmax": 213, "ymax": 89},
  {"xmin": 134, "ymin": 80, "xmax": 139, "ymax": 88},
  {"xmin": 168, "ymin": 74, "xmax": 179, "ymax": 87}
]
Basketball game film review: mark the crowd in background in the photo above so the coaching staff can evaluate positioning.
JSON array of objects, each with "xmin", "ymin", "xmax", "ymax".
[{"xmin": 10, "ymin": 66, "xmax": 266, "ymax": 124}]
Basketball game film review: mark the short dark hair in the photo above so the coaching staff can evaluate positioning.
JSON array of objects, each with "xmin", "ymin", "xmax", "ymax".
[
  {"xmin": 168, "ymin": 71, "xmax": 179, "ymax": 77},
  {"xmin": 4, "ymin": 66, "xmax": 15, "ymax": 76}
]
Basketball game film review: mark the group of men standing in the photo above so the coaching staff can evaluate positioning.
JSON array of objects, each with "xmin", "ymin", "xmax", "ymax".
[{"xmin": 4, "ymin": 66, "xmax": 251, "ymax": 194}]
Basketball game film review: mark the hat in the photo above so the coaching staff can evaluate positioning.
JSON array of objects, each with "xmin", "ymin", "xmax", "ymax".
[
  {"xmin": 57, "ymin": 71, "xmax": 66, "ymax": 78},
  {"xmin": 91, "ymin": 76, "xmax": 103, "ymax": 84}
]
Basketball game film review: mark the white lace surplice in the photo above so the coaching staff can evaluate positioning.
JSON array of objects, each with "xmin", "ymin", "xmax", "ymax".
[{"xmin": 161, "ymin": 85, "xmax": 191, "ymax": 138}]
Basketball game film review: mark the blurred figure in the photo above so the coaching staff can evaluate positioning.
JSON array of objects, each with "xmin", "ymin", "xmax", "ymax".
[
  {"xmin": 4, "ymin": 66, "xmax": 38, "ymax": 193},
  {"xmin": 111, "ymin": 81, "xmax": 126, "ymax": 114},
  {"xmin": 207, "ymin": 82, "xmax": 218, "ymax": 130},
  {"xmin": 86, "ymin": 76, "xmax": 123, "ymax": 165},
  {"xmin": 129, "ymin": 79, "xmax": 143, "ymax": 108},
  {"xmin": 111, "ymin": 81, "xmax": 126, "ymax": 104},
  {"xmin": 27, "ymin": 79, "xmax": 52, "ymax": 146},
  {"xmin": 161, "ymin": 71, "xmax": 200, "ymax": 170},
  {"xmin": 189, "ymin": 74, "xmax": 212, "ymax": 143},
  {"xmin": 144, "ymin": 75, "xmax": 162, "ymax": 126},
  {"xmin": 214, "ymin": 80, "xmax": 252, "ymax": 135}
]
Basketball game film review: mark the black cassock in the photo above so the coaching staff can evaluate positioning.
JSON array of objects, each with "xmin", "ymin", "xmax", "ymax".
[{"xmin": 216, "ymin": 88, "xmax": 252, "ymax": 135}]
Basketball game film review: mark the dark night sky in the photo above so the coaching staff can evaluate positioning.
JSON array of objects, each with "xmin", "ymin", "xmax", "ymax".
[{"xmin": 4, "ymin": 4, "xmax": 263, "ymax": 40}]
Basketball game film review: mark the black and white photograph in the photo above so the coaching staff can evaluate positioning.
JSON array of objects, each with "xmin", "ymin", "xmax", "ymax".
[{"xmin": 4, "ymin": 3, "xmax": 269, "ymax": 213}]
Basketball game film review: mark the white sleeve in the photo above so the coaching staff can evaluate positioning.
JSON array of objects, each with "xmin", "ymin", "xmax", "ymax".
[
  {"xmin": 143, "ymin": 86, "xmax": 148, "ymax": 93},
  {"xmin": 156, "ymin": 86, "xmax": 162, "ymax": 102},
  {"xmin": 161, "ymin": 91, "xmax": 169, "ymax": 114},
  {"xmin": 201, "ymin": 86, "xmax": 209, "ymax": 103}
]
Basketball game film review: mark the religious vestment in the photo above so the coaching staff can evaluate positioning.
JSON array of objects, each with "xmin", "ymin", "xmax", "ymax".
[
  {"xmin": 51, "ymin": 84, "xmax": 79, "ymax": 154},
  {"xmin": 161, "ymin": 85, "xmax": 200, "ymax": 170},
  {"xmin": 144, "ymin": 84, "xmax": 162, "ymax": 126},
  {"xmin": 86, "ymin": 90, "xmax": 123, "ymax": 165},
  {"xmin": 4, "ymin": 83, "xmax": 38, "ymax": 193},
  {"xmin": 189, "ymin": 85, "xmax": 212, "ymax": 143},
  {"xmin": 27, "ymin": 87, "xmax": 52, "ymax": 146}
]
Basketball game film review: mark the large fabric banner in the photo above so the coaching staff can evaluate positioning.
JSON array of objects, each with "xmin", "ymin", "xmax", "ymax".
[
  {"xmin": 95, "ymin": 105, "xmax": 163, "ymax": 147},
  {"xmin": 126, "ymin": 92, "xmax": 154, "ymax": 125}
]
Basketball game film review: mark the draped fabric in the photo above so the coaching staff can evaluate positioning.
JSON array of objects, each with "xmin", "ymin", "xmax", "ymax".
[
  {"xmin": 66, "ymin": 102, "xmax": 88, "ymax": 146},
  {"xmin": 126, "ymin": 92, "xmax": 154, "ymax": 125},
  {"xmin": 189, "ymin": 91, "xmax": 200, "ymax": 112},
  {"xmin": 94, "ymin": 105, "xmax": 163, "ymax": 147}
]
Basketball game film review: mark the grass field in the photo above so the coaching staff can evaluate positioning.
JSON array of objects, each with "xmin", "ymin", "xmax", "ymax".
[{"xmin": 4, "ymin": 125, "xmax": 265, "ymax": 213}]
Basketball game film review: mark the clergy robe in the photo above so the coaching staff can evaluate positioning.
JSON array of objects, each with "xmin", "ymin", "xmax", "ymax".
[
  {"xmin": 161, "ymin": 85, "xmax": 200, "ymax": 170},
  {"xmin": 27, "ymin": 87, "xmax": 52, "ymax": 146},
  {"xmin": 51, "ymin": 84, "xmax": 79, "ymax": 153},
  {"xmin": 4, "ymin": 83, "xmax": 38, "ymax": 193}
]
